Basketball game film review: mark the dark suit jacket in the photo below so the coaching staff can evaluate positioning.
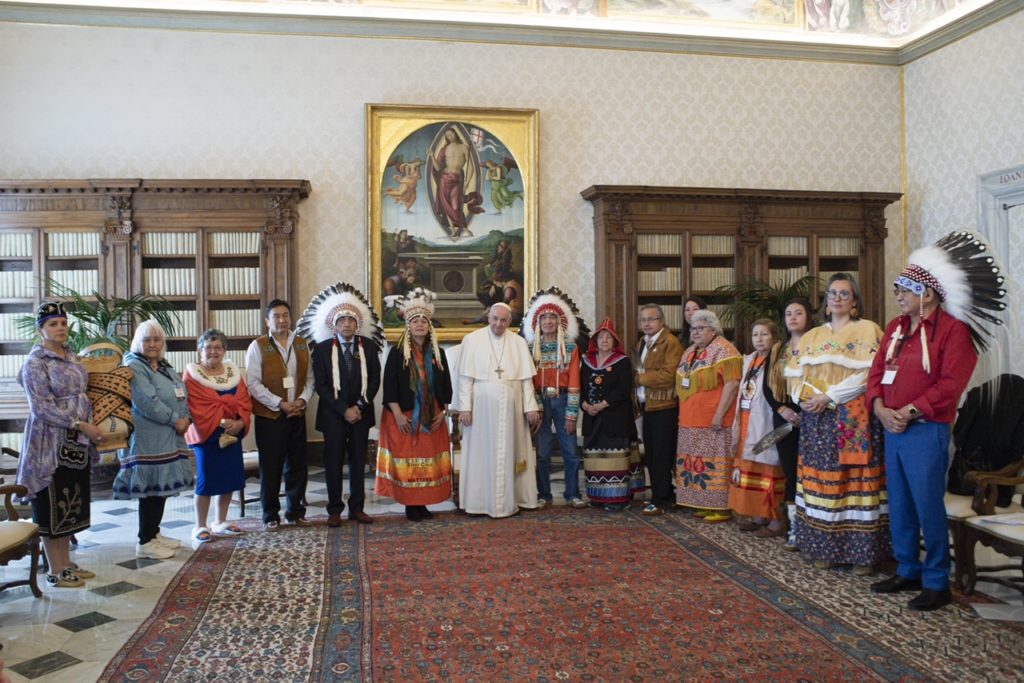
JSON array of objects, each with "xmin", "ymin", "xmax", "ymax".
[{"xmin": 312, "ymin": 335, "xmax": 381, "ymax": 432}]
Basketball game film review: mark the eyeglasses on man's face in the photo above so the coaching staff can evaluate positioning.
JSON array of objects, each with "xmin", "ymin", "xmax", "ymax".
[
  {"xmin": 826, "ymin": 289, "xmax": 853, "ymax": 301},
  {"xmin": 639, "ymin": 316, "xmax": 661, "ymax": 323}
]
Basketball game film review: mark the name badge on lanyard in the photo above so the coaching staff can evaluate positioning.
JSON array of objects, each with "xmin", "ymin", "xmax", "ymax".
[
  {"xmin": 681, "ymin": 377, "xmax": 690, "ymax": 389},
  {"xmin": 174, "ymin": 386, "xmax": 186, "ymax": 399},
  {"xmin": 881, "ymin": 368, "xmax": 898, "ymax": 385},
  {"xmin": 740, "ymin": 398, "xmax": 751, "ymax": 410},
  {"xmin": 282, "ymin": 376, "xmax": 295, "ymax": 389}
]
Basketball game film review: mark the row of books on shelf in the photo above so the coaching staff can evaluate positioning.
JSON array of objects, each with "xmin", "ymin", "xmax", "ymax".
[
  {"xmin": 0, "ymin": 271, "xmax": 35, "ymax": 298},
  {"xmin": 145, "ymin": 268, "xmax": 196, "ymax": 296},
  {"xmin": 819, "ymin": 237, "xmax": 860, "ymax": 257},
  {"xmin": 0, "ymin": 432, "xmax": 23, "ymax": 452},
  {"xmin": 691, "ymin": 235, "xmax": 734, "ymax": 256},
  {"xmin": 0, "ymin": 312, "xmax": 25, "ymax": 340},
  {"xmin": 637, "ymin": 234, "xmax": 683, "ymax": 255},
  {"xmin": 691, "ymin": 267, "xmax": 736, "ymax": 291},
  {"xmin": 0, "ymin": 233, "xmax": 33, "ymax": 258},
  {"xmin": 48, "ymin": 232, "xmax": 101, "ymax": 257},
  {"xmin": 208, "ymin": 309, "xmax": 262, "ymax": 337},
  {"xmin": 767, "ymin": 267, "xmax": 811, "ymax": 284},
  {"xmin": 209, "ymin": 232, "xmax": 260, "ymax": 255},
  {"xmin": 167, "ymin": 313, "xmax": 199, "ymax": 339},
  {"xmin": 209, "ymin": 268, "xmax": 260, "ymax": 296},
  {"xmin": 0, "ymin": 354, "xmax": 29, "ymax": 378},
  {"xmin": 49, "ymin": 270, "xmax": 99, "ymax": 295},
  {"xmin": 766, "ymin": 236, "xmax": 808, "ymax": 257},
  {"xmin": 638, "ymin": 267, "xmax": 681, "ymax": 292},
  {"xmin": 143, "ymin": 232, "xmax": 197, "ymax": 256}
]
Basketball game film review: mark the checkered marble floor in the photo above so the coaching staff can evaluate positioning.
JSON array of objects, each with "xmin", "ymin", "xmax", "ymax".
[{"xmin": 0, "ymin": 464, "xmax": 574, "ymax": 681}]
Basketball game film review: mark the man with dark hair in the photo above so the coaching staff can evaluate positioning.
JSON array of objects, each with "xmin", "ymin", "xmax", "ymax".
[
  {"xmin": 245, "ymin": 299, "xmax": 314, "ymax": 530},
  {"xmin": 635, "ymin": 303, "xmax": 684, "ymax": 515}
]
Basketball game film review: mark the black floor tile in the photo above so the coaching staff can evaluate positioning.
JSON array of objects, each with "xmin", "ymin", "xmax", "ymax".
[
  {"xmin": 161, "ymin": 519, "xmax": 192, "ymax": 529},
  {"xmin": 55, "ymin": 610, "xmax": 116, "ymax": 633},
  {"xmin": 116, "ymin": 557, "xmax": 163, "ymax": 570},
  {"xmin": 89, "ymin": 581, "xmax": 143, "ymax": 598},
  {"xmin": 306, "ymin": 500, "xmax": 328, "ymax": 508},
  {"xmin": 308, "ymin": 472, "xmax": 327, "ymax": 483},
  {"xmin": 86, "ymin": 523, "xmax": 119, "ymax": 532},
  {"xmin": 9, "ymin": 651, "xmax": 82, "ymax": 679},
  {"xmin": 309, "ymin": 487, "xmax": 328, "ymax": 495},
  {"xmin": 102, "ymin": 507, "xmax": 136, "ymax": 516}
]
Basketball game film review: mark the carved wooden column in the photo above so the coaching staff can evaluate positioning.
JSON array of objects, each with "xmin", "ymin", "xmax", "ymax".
[
  {"xmin": 862, "ymin": 200, "xmax": 890, "ymax": 326},
  {"xmin": 100, "ymin": 182, "xmax": 140, "ymax": 301},
  {"xmin": 583, "ymin": 189, "xmax": 638, "ymax": 344},
  {"xmin": 262, "ymin": 181, "xmax": 311, "ymax": 310}
]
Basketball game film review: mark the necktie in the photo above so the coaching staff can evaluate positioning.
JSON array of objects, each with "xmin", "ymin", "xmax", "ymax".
[{"xmin": 343, "ymin": 341, "xmax": 354, "ymax": 373}]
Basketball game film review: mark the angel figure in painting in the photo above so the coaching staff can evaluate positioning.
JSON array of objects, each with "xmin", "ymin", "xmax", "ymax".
[
  {"xmin": 482, "ymin": 158, "xmax": 523, "ymax": 214},
  {"xmin": 383, "ymin": 157, "xmax": 423, "ymax": 213}
]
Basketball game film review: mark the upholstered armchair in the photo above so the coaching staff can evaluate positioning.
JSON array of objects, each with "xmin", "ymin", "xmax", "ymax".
[
  {"xmin": 0, "ymin": 483, "xmax": 42, "ymax": 597},
  {"xmin": 960, "ymin": 464, "xmax": 1024, "ymax": 595}
]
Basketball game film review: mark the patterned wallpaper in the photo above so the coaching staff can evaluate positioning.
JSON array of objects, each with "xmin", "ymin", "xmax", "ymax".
[
  {"xmin": 0, "ymin": 23, "xmax": 903, "ymax": 328},
  {"xmin": 904, "ymin": 9, "xmax": 1024, "ymax": 374}
]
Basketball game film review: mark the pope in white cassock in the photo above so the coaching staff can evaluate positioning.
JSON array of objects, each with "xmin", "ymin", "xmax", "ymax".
[{"xmin": 456, "ymin": 303, "xmax": 541, "ymax": 518}]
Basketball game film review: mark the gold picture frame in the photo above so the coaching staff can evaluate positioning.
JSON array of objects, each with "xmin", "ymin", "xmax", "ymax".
[{"xmin": 367, "ymin": 104, "xmax": 539, "ymax": 342}]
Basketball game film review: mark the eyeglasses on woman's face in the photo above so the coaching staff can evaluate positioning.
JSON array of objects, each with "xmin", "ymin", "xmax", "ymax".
[
  {"xmin": 690, "ymin": 325, "xmax": 709, "ymax": 333},
  {"xmin": 826, "ymin": 289, "xmax": 853, "ymax": 301}
]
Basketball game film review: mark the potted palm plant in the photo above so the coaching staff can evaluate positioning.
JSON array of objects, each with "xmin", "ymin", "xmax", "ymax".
[
  {"xmin": 714, "ymin": 274, "xmax": 818, "ymax": 352},
  {"xmin": 16, "ymin": 280, "xmax": 179, "ymax": 352}
]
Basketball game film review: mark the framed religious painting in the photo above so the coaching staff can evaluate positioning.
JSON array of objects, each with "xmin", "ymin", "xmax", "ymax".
[{"xmin": 367, "ymin": 104, "xmax": 539, "ymax": 342}]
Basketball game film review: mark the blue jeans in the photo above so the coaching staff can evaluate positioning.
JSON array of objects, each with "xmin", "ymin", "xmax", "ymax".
[
  {"xmin": 536, "ymin": 392, "xmax": 581, "ymax": 501},
  {"xmin": 885, "ymin": 421, "xmax": 951, "ymax": 590}
]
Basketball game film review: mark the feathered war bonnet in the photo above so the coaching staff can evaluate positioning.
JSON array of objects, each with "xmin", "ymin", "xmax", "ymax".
[
  {"xmin": 396, "ymin": 287, "xmax": 443, "ymax": 368},
  {"xmin": 888, "ymin": 230, "xmax": 1008, "ymax": 372},
  {"xmin": 520, "ymin": 287, "xmax": 590, "ymax": 368},
  {"xmin": 296, "ymin": 282, "xmax": 384, "ymax": 402}
]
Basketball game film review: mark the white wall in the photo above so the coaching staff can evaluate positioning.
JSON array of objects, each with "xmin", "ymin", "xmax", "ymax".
[
  {"xmin": 904, "ymin": 10, "xmax": 1024, "ymax": 375},
  {"xmin": 0, "ymin": 23, "xmax": 903, "ymax": 326}
]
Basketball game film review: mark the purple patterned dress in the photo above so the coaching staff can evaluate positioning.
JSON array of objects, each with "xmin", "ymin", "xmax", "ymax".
[{"xmin": 16, "ymin": 344, "xmax": 94, "ymax": 537}]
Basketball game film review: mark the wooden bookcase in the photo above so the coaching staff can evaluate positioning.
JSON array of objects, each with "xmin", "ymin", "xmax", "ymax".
[
  {"xmin": 582, "ymin": 186, "xmax": 901, "ymax": 348},
  {"xmin": 0, "ymin": 179, "xmax": 311, "ymax": 451}
]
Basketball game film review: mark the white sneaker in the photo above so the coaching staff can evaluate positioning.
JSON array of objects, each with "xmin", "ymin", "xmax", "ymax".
[
  {"xmin": 137, "ymin": 539, "xmax": 175, "ymax": 560},
  {"xmin": 155, "ymin": 533, "xmax": 181, "ymax": 549}
]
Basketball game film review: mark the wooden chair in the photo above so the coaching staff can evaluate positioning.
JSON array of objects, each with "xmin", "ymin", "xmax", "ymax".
[
  {"xmin": 237, "ymin": 451, "xmax": 261, "ymax": 517},
  {"xmin": 0, "ymin": 483, "xmax": 42, "ymax": 598},
  {"xmin": 960, "ymin": 466, "xmax": 1024, "ymax": 595},
  {"xmin": 946, "ymin": 460, "xmax": 1024, "ymax": 589}
]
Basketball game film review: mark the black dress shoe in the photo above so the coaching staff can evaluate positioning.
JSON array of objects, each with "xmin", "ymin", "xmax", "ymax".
[
  {"xmin": 327, "ymin": 513, "xmax": 343, "ymax": 528},
  {"xmin": 419, "ymin": 506, "xmax": 434, "ymax": 519},
  {"xmin": 870, "ymin": 575, "xmax": 923, "ymax": 594},
  {"xmin": 349, "ymin": 510, "xmax": 374, "ymax": 524},
  {"xmin": 908, "ymin": 588, "xmax": 952, "ymax": 611},
  {"xmin": 405, "ymin": 506, "xmax": 422, "ymax": 521}
]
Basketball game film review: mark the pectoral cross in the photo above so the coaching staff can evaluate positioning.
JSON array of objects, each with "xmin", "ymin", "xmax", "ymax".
[{"xmin": 495, "ymin": 366, "xmax": 504, "ymax": 378}]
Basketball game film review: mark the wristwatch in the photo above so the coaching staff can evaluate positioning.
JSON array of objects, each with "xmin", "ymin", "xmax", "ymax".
[
  {"xmin": 908, "ymin": 406, "xmax": 920, "ymax": 418},
  {"xmin": 72, "ymin": 419, "xmax": 81, "ymax": 430}
]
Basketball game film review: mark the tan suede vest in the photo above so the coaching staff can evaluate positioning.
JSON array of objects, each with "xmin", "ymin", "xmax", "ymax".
[{"xmin": 251, "ymin": 334, "xmax": 310, "ymax": 419}]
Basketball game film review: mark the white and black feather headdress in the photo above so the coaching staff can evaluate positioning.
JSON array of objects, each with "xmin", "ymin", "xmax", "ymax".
[
  {"xmin": 520, "ymin": 287, "xmax": 590, "ymax": 367},
  {"xmin": 296, "ymin": 281, "xmax": 384, "ymax": 350},
  {"xmin": 890, "ymin": 230, "xmax": 1007, "ymax": 369}
]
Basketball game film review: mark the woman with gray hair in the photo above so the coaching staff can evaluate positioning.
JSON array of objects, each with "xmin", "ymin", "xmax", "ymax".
[
  {"xmin": 114, "ymin": 320, "xmax": 195, "ymax": 558},
  {"xmin": 184, "ymin": 329, "xmax": 252, "ymax": 543},
  {"xmin": 673, "ymin": 309, "xmax": 743, "ymax": 522}
]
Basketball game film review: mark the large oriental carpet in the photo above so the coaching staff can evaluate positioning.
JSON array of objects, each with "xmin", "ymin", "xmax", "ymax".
[{"xmin": 102, "ymin": 508, "xmax": 1024, "ymax": 682}]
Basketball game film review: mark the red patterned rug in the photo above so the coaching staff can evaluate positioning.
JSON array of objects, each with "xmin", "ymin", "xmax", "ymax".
[{"xmin": 101, "ymin": 508, "xmax": 1024, "ymax": 681}]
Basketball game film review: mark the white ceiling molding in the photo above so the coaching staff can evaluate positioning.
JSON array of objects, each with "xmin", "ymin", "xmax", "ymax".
[{"xmin": 0, "ymin": 0, "xmax": 1020, "ymax": 65}]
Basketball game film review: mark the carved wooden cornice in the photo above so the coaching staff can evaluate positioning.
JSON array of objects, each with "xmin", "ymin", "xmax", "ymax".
[{"xmin": 582, "ymin": 185, "xmax": 902, "ymax": 206}]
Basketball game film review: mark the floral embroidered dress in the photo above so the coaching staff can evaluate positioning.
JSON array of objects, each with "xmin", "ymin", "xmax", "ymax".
[
  {"xmin": 16, "ymin": 344, "xmax": 94, "ymax": 536},
  {"xmin": 791, "ymin": 319, "xmax": 891, "ymax": 566},
  {"xmin": 674, "ymin": 336, "xmax": 743, "ymax": 510}
]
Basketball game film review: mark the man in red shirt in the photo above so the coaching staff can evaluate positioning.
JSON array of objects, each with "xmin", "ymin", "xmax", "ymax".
[{"xmin": 866, "ymin": 232, "xmax": 1007, "ymax": 611}]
